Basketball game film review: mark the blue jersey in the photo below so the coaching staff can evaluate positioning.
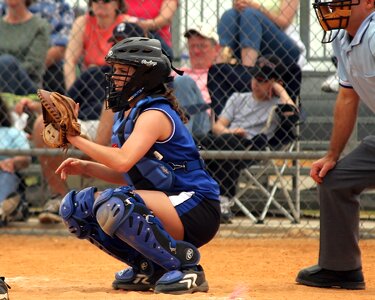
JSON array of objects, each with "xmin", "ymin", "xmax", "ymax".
[{"xmin": 111, "ymin": 96, "xmax": 220, "ymax": 202}]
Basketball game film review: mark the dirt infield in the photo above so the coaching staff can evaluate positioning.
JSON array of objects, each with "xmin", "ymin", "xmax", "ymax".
[{"xmin": 1, "ymin": 235, "xmax": 374, "ymax": 300}]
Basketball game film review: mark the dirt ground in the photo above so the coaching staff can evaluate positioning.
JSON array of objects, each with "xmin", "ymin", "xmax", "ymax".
[{"xmin": 0, "ymin": 236, "xmax": 374, "ymax": 300}]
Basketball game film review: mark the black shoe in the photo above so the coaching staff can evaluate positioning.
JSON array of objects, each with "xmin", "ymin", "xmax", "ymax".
[
  {"xmin": 154, "ymin": 265, "xmax": 209, "ymax": 295},
  {"xmin": 0, "ymin": 277, "xmax": 10, "ymax": 300},
  {"xmin": 296, "ymin": 265, "xmax": 365, "ymax": 290}
]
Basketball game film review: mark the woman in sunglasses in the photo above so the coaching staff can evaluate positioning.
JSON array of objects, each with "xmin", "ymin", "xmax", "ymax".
[{"xmin": 63, "ymin": 0, "xmax": 132, "ymax": 91}]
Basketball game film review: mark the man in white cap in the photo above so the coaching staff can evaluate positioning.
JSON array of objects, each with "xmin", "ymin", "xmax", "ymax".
[
  {"xmin": 182, "ymin": 22, "xmax": 221, "ymax": 105},
  {"xmin": 173, "ymin": 22, "xmax": 221, "ymax": 138}
]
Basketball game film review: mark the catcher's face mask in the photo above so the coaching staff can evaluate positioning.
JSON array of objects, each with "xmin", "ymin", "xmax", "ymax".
[
  {"xmin": 313, "ymin": 0, "xmax": 360, "ymax": 43},
  {"xmin": 105, "ymin": 63, "xmax": 143, "ymax": 112}
]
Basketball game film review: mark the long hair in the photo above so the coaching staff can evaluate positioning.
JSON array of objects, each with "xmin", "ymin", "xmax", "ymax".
[
  {"xmin": 0, "ymin": 96, "xmax": 12, "ymax": 127},
  {"xmin": 163, "ymin": 88, "xmax": 188, "ymax": 124}
]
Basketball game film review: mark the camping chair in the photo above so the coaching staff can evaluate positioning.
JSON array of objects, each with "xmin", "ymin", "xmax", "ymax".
[{"xmin": 206, "ymin": 63, "xmax": 302, "ymax": 224}]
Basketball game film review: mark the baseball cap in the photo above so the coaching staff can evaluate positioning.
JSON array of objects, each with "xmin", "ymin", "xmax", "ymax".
[
  {"xmin": 108, "ymin": 22, "xmax": 145, "ymax": 43},
  {"xmin": 184, "ymin": 22, "xmax": 218, "ymax": 43},
  {"xmin": 249, "ymin": 55, "xmax": 286, "ymax": 82}
]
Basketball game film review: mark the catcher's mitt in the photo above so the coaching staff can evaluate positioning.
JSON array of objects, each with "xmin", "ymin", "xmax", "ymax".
[{"xmin": 37, "ymin": 89, "xmax": 81, "ymax": 148}]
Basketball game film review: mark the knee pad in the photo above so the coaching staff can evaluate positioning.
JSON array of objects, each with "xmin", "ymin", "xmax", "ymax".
[
  {"xmin": 59, "ymin": 187, "xmax": 97, "ymax": 238},
  {"xmin": 59, "ymin": 187, "xmax": 152, "ymax": 271},
  {"xmin": 93, "ymin": 186, "xmax": 200, "ymax": 271}
]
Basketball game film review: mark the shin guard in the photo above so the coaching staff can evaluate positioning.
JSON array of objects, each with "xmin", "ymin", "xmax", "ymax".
[
  {"xmin": 93, "ymin": 186, "xmax": 200, "ymax": 271},
  {"xmin": 59, "ymin": 187, "xmax": 158, "ymax": 276}
]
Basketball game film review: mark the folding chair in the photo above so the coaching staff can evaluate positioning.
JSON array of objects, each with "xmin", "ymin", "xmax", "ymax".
[
  {"xmin": 232, "ymin": 141, "xmax": 300, "ymax": 223},
  {"xmin": 231, "ymin": 100, "xmax": 301, "ymax": 224},
  {"xmin": 206, "ymin": 63, "xmax": 302, "ymax": 224}
]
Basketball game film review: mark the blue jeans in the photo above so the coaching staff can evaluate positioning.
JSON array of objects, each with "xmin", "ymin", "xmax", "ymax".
[
  {"xmin": 218, "ymin": 8, "xmax": 300, "ymax": 67},
  {"xmin": 0, "ymin": 54, "xmax": 37, "ymax": 95},
  {"xmin": 0, "ymin": 171, "xmax": 21, "ymax": 203},
  {"xmin": 173, "ymin": 75, "xmax": 211, "ymax": 138}
]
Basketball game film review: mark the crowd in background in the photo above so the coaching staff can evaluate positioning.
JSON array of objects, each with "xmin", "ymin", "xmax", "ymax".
[{"xmin": 0, "ymin": 0, "xmax": 306, "ymax": 226}]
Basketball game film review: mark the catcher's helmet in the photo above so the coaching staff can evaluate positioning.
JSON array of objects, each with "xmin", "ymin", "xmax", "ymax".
[
  {"xmin": 313, "ymin": 0, "xmax": 360, "ymax": 43},
  {"xmin": 104, "ymin": 37, "xmax": 172, "ymax": 112}
]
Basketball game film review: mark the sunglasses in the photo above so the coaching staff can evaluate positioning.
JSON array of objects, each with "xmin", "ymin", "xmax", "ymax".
[{"xmin": 92, "ymin": 0, "xmax": 116, "ymax": 3}]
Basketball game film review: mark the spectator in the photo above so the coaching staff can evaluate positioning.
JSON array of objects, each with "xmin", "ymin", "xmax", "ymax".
[
  {"xmin": 181, "ymin": 23, "xmax": 221, "ymax": 107},
  {"xmin": 124, "ymin": 0, "xmax": 178, "ymax": 58},
  {"xmin": 0, "ymin": 0, "xmax": 49, "ymax": 95},
  {"xmin": 0, "ymin": 0, "xmax": 75, "ymax": 94},
  {"xmin": 173, "ymin": 22, "xmax": 221, "ymax": 137},
  {"xmin": 0, "ymin": 95, "xmax": 31, "ymax": 226},
  {"xmin": 32, "ymin": 0, "xmax": 75, "ymax": 94},
  {"xmin": 218, "ymin": 0, "xmax": 303, "ymax": 67},
  {"xmin": 200, "ymin": 55, "xmax": 299, "ymax": 222},
  {"xmin": 63, "ymin": 0, "xmax": 128, "ymax": 91}
]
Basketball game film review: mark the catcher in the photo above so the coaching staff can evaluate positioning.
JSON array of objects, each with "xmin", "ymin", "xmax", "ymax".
[{"xmin": 49, "ymin": 37, "xmax": 220, "ymax": 295}]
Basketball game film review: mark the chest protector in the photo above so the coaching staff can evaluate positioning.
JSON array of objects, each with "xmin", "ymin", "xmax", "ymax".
[{"xmin": 112, "ymin": 96, "xmax": 204, "ymax": 191}]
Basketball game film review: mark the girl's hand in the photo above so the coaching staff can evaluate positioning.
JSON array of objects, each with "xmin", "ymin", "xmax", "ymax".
[{"xmin": 55, "ymin": 158, "xmax": 87, "ymax": 181}]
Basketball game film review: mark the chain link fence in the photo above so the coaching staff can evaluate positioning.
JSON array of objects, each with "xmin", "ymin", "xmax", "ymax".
[{"xmin": 0, "ymin": 0, "xmax": 374, "ymax": 237}]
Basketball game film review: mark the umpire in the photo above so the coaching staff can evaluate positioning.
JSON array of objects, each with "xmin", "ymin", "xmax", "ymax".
[{"xmin": 296, "ymin": 0, "xmax": 375, "ymax": 290}]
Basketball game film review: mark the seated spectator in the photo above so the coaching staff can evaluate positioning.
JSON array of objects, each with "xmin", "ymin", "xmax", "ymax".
[
  {"xmin": 63, "ymin": 0, "xmax": 129, "ymax": 91},
  {"xmin": 0, "ymin": 95, "xmax": 31, "ymax": 226},
  {"xmin": 0, "ymin": 0, "xmax": 49, "ymax": 95},
  {"xmin": 209, "ymin": 1, "xmax": 304, "ymax": 111},
  {"xmin": 199, "ymin": 55, "xmax": 299, "ymax": 222},
  {"xmin": 32, "ymin": 0, "xmax": 75, "ymax": 94},
  {"xmin": 173, "ymin": 22, "xmax": 221, "ymax": 137},
  {"xmin": 124, "ymin": 0, "xmax": 178, "ymax": 58},
  {"xmin": 0, "ymin": 0, "xmax": 75, "ymax": 94},
  {"xmin": 218, "ymin": 0, "xmax": 303, "ymax": 67}
]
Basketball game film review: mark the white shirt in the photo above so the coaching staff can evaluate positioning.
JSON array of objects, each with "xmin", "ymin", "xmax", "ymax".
[{"xmin": 220, "ymin": 92, "xmax": 280, "ymax": 139}]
